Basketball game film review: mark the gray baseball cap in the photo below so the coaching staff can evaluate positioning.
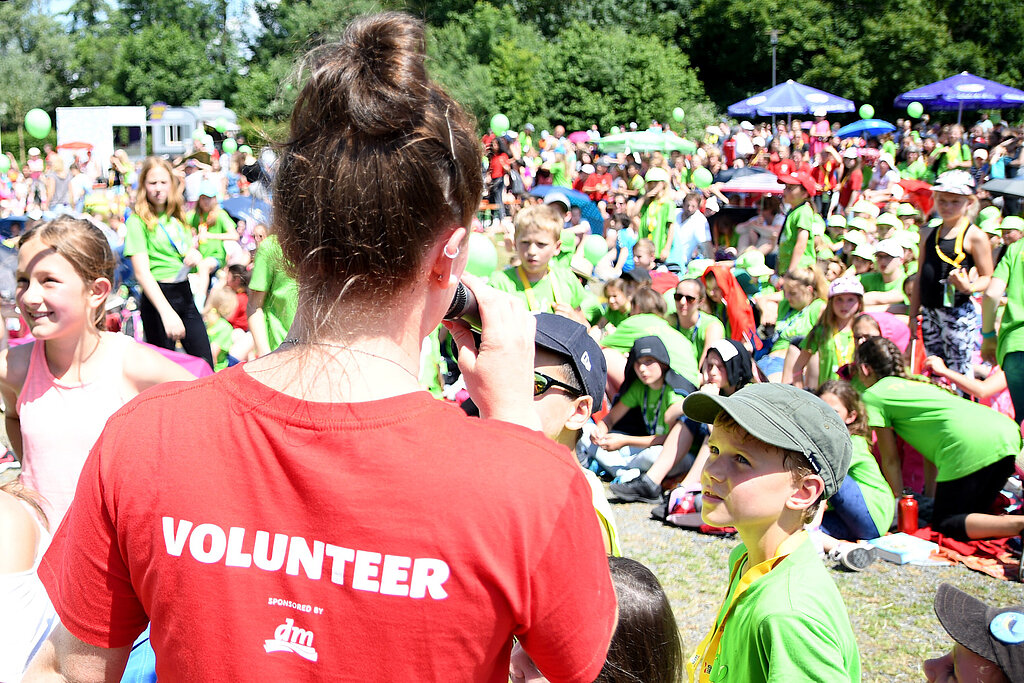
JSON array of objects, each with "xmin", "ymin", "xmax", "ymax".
[{"xmin": 683, "ymin": 383, "xmax": 852, "ymax": 498}]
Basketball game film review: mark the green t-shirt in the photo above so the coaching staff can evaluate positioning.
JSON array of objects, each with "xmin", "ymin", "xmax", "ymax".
[
  {"xmin": 488, "ymin": 264, "xmax": 595, "ymax": 318},
  {"xmin": 124, "ymin": 213, "xmax": 192, "ymax": 282},
  {"xmin": 618, "ymin": 380, "xmax": 685, "ymax": 436},
  {"xmin": 777, "ymin": 202, "xmax": 817, "ymax": 273},
  {"xmin": 861, "ymin": 376, "xmax": 1021, "ymax": 481},
  {"xmin": 859, "ymin": 270, "xmax": 907, "ymax": 303},
  {"xmin": 603, "ymin": 307, "xmax": 629, "ymax": 328},
  {"xmin": 188, "ymin": 209, "xmax": 237, "ymax": 265},
  {"xmin": 772, "ymin": 299, "xmax": 825, "ymax": 354},
  {"xmin": 802, "ymin": 327, "xmax": 855, "ymax": 385},
  {"xmin": 639, "ymin": 199, "xmax": 677, "ymax": 255},
  {"xmin": 629, "ymin": 174, "xmax": 646, "ymax": 195},
  {"xmin": 898, "ymin": 158, "xmax": 931, "ymax": 182},
  {"xmin": 549, "ymin": 162, "xmax": 570, "ymax": 188},
  {"xmin": 600, "ymin": 314, "xmax": 700, "ymax": 387},
  {"xmin": 993, "ymin": 238, "xmax": 1024, "ymax": 366},
  {"xmin": 205, "ymin": 315, "xmax": 234, "ymax": 371},
  {"xmin": 843, "ymin": 435, "xmax": 896, "ymax": 536},
  {"xmin": 700, "ymin": 536, "xmax": 861, "ymax": 683},
  {"xmin": 420, "ymin": 327, "xmax": 445, "ymax": 399},
  {"xmin": 249, "ymin": 235, "xmax": 298, "ymax": 353},
  {"xmin": 674, "ymin": 312, "xmax": 725, "ymax": 367}
]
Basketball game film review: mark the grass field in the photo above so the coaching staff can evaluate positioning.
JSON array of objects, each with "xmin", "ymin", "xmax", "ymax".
[{"xmin": 612, "ymin": 498, "xmax": 1023, "ymax": 682}]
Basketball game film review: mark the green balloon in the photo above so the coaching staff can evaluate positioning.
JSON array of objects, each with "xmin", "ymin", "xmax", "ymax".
[
  {"xmin": 238, "ymin": 145, "xmax": 252, "ymax": 156},
  {"xmin": 610, "ymin": 126, "xmax": 620, "ymax": 135},
  {"xmin": 222, "ymin": 138, "xmax": 238, "ymax": 154},
  {"xmin": 582, "ymin": 234, "xmax": 608, "ymax": 266},
  {"xmin": 490, "ymin": 113, "xmax": 510, "ymax": 135},
  {"xmin": 24, "ymin": 108, "xmax": 51, "ymax": 139},
  {"xmin": 0, "ymin": 156, "xmax": 9, "ymax": 174},
  {"xmin": 672, "ymin": 107, "xmax": 685, "ymax": 122},
  {"xmin": 465, "ymin": 232, "xmax": 498, "ymax": 277},
  {"xmin": 692, "ymin": 167, "xmax": 714, "ymax": 189},
  {"xmin": 907, "ymin": 101, "xmax": 923, "ymax": 119},
  {"xmin": 214, "ymin": 117, "xmax": 229, "ymax": 133},
  {"xmin": 859, "ymin": 104, "xmax": 875, "ymax": 120}
]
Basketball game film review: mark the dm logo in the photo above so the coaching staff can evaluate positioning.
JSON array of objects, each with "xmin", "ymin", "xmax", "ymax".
[{"xmin": 265, "ymin": 617, "xmax": 319, "ymax": 662}]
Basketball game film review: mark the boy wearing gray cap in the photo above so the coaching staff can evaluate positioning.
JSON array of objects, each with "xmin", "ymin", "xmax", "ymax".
[{"xmin": 684, "ymin": 383, "xmax": 860, "ymax": 682}]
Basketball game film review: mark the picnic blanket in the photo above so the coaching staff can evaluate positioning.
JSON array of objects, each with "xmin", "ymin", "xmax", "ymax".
[{"xmin": 912, "ymin": 527, "xmax": 1019, "ymax": 581}]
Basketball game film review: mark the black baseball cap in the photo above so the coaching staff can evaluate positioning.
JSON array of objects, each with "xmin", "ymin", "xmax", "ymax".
[
  {"xmin": 683, "ymin": 383, "xmax": 852, "ymax": 498},
  {"xmin": 534, "ymin": 313, "xmax": 606, "ymax": 407},
  {"xmin": 934, "ymin": 583, "xmax": 1024, "ymax": 682}
]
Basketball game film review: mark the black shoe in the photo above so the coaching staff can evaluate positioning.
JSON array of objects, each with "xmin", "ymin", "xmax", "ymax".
[
  {"xmin": 610, "ymin": 474, "xmax": 662, "ymax": 504},
  {"xmin": 829, "ymin": 544, "xmax": 876, "ymax": 572}
]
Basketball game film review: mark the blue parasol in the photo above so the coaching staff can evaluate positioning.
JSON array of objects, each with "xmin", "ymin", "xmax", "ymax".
[
  {"xmin": 528, "ymin": 185, "xmax": 604, "ymax": 236},
  {"xmin": 727, "ymin": 79, "xmax": 855, "ymax": 117},
  {"xmin": 836, "ymin": 119, "xmax": 897, "ymax": 139},
  {"xmin": 221, "ymin": 196, "xmax": 272, "ymax": 225},
  {"xmin": 895, "ymin": 72, "xmax": 1024, "ymax": 123}
]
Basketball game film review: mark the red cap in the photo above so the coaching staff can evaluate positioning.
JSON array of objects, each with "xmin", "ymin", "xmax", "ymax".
[{"xmin": 777, "ymin": 170, "xmax": 817, "ymax": 197}]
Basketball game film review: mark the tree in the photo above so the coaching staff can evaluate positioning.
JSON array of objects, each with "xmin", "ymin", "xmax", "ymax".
[{"xmin": 0, "ymin": 50, "xmax": 51, "ymax": 162}]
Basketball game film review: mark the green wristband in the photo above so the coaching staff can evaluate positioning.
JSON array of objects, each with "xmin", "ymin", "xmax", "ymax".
[{"xmin": 982, "ymin": 330, "xmax": 997, "ymax": 339}]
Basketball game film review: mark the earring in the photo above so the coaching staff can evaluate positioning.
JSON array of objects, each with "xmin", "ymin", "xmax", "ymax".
[{"xmin": 443, "ymin": 244, "xmax": 460, "ymax": 259}]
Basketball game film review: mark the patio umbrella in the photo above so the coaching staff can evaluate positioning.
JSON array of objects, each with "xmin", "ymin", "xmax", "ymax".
[
  {"xmin": 712, "ymin": 166, "xmax": 772, "ymax": 184},
  {"xmin": 894, "ymin": 72, "xmax": 1024, "ymax": 123},
  {"xmin": 836, "ymin": 119, "xmax": 897, "ymax": 139},
  {"xmin": 595, "ymin": 130, "xmax": 697, "ymax": 155},
  {"xmin": 567, "ymin": 131, "xmax": 591, "ymax": 144},
  {"xmin": 528, "ymin": 185, "xmax": 604, "ymax": 235},
  {"xmin": 980, "ymin": 178, "xmax": 1024, "ymax": 200},
  {"xmin": 727, "ymin": 79, "xmax": 855, "ymax": 117},
  {"xmin": 717, "ymin": 173, "xmax": 785, "ymax": 195},
  {"xmin": 221, "ymin": 196, "xmax": 272, "ymax": 225}
]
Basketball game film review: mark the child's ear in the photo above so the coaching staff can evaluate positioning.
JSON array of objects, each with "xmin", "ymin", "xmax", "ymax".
[
  {"xmin": 845, "ymin": 410, "xmax": 858, "ymax": 427},
  {"xmin": 788, "ymin": 474, "xmax": 825, "ymax": 512},
  {"xmin": 89, "ymin": 277, "xmax": 112, "ymax": 308},
  {"xmin": 563, "ymin": 395, "xmax": 593, "ymax": 432}
]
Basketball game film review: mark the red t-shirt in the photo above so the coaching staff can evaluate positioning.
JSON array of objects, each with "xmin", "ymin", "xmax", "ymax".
[
  {"xmin": 838, "ymin": 169, "xmax": 863, "ymax": 208},
  {"xmin": 769, "ymin": 158, "xmax": 797, "ymax": 178},
  {"xmin": 39, "ymin": 367, "xmax": 616, "ymax": 681},
  {"xmin": 488, "ymin": 154, "xmax": 509, "ymax": 180},
  {"xmin": 584, "ymin": 172, "xmax": 613, "ymax": 203}
]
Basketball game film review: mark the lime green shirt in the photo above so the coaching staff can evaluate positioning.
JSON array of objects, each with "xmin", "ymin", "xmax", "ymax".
[
  {"xmin": 778, "ymin": 202, "xmax": 816, "ymax": 273},
  {"xmin": 673, "ymin": 312, "xmax": 725, "ymax": 366},
  {"xmin": 772, "ymin": 299, "xmax": 825, "ymax": 354},
  {"xmin": 629, "ymin": 174, "xmax": 646, "ymax": 195},
  {"xmin": 844, "ymin": 435, "xmax": 896, "ymax": 536},
  {"xmin": 249, "ymin": 235, "xmax": 298, "ymax": 353},
  {"xmin": 639, "ymin": 199, "xmax": 677, "ymax": 255},
  {"xmin": 420, "ymin": 327, "xmax": 445, "ymax": 399},
  {"xmin": 488, "ymin": 264, "xmax": 601, "ymax": 323},
  {"xmin": 703, "ymin": 536, "xmax": 861, "ymax": 683},
  {"xmin": 993, "ymin": 238, "xmax": 1024, "ymax": 366},
  {"xmin": 618, "ymin": 379, "xmax": 685, "ymax": 436},
  {"xmin": 188, "ymin": 209, "xmax": 236, "ymax": 265},
  {"xmin": 859, "ymin": 271, "xmax": 907, "ymax": 303},
  {"xmin": 600, "ymin": 314, "xmax": 700, "ymax": 387},
  {"xmin": 124, "ymin": 213, "xmax": 192, "ymax": 282},
  {"xmin": 603, "ymin": 307, "xmax": 629, "ymax": 328},
  {"xmin": 802, "ymin": 327, "xmax": 855, "ymax": 385},
  {"xmin": 861, "ymin": 376, "xmax": 1021, "ymax": 481},
  {"xmin": 205, "ymin": 315, "xmax": 234, "ymax": 371},
  {"xmin": 898, "ymin": 158, "xmax": 930, "ymax": 182}
]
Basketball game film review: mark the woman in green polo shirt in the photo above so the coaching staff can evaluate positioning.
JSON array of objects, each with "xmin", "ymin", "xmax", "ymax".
[
  {"xmin": 124, "ymin": 157, "xmax": 213, "ymax": 368},
  {"xmin": 855, "ymin": 336, "xmax": 1024, "ymax": 541}
]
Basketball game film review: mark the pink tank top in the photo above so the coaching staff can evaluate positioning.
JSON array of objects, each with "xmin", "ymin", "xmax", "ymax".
[{"xmin": 18, "ymin": 333, "xmax": 131, "ymax": 528}]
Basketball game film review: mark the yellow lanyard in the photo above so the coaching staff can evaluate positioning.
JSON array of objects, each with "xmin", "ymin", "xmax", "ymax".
[
  {"xmin": 688, "ymin": 532, "xmax": 807, "ymax": 683},
  {"xmin": 516, "ymin": 266, "xmax": 563, "ymax": 312},
  {"xmin": 832, "ymin": 328, "xmax": 855, "ymax": 373},
  {"xmin": 933, "ymin": 219, "xmax": 968, "ymax": 269}
]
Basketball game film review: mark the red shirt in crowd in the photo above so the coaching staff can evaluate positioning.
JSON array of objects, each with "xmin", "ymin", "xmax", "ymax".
[{"xmin": 488, "ymin": 153, "xmax": 509, "ymax": 180}]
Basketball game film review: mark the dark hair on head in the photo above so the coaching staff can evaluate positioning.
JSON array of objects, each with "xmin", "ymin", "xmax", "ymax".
[
  {"xmin": 274, "ymin": 12, "xmax": 482, "ymax": 334},
  {"xmin": 854, "ymin": 336, "xmax": 906, "ymax": 379},
  {"xmin": 19, "ymin": 216, "xmax": 115, "ymax": 330},
  {"xmin": 816, "ymin": 380, "xmax": 869, "ymax": 437},
  {"xmin": 852, "ymin": 313, "xmax": 880, "ymax": 338},
  {"xmin": 228, "ymin": 263, "xmax": 250, "ymax": 288},
  {"xmin": 631, "ymin": 286, "xmax": 667, "ymax": 316},
  {"xmin": 596, "ymin": 557, "xmax": 683, "ymax": 683}
]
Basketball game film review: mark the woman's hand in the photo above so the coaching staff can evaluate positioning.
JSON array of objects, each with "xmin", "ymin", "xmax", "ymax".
[
  {"xmin": 183, "ymin": 248, "xmax": 203, "ymax": 268},
  {"xmin": 947, "ymin": 267, "xmax": 973, "ymax": 293},
  {"xmin": 160, "ymin": 309, "xmax": 186, "ymax": 341}
]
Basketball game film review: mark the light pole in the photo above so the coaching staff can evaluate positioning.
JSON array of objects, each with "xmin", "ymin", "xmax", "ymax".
[{"xmin": 767, "ymin": 29, "xmax": 780, "ymax": 134}]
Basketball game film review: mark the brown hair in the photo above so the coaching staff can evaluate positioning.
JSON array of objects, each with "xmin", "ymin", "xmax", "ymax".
[
  {"xmin": 816, "ymin": 380, "xmax": 869, "ymax": 437},
  {"xmin": 205, "ymin": 286, "xmax": 238, "ymax": 320},
  {"xmin": 274, "ymin": 12, "xmax": 482, "ymax": 332},
  {"xmin": 631, "ymin": 287, "xmax": 667, "ymax": 316},
  {"xmin": 134, "ymin": 157, "xmax": 187, "ymax": 228},
  {"xmin": 854, "ymin": 336, "xmax": 907, "ymax": 379},
  {"xmin": 2, "ymin": 480, "xmax": 49, "ymax": 532},
  {"xmin": 514, "ymin": 204, "xmax": 562, "ymax": 243},
  {"xmin": 19, "ymin": 216, "xmax": 115, "ymax": 330},
  {"xmin": 785, "ymin": 265, "xmax": 828, "ymax": 301}
]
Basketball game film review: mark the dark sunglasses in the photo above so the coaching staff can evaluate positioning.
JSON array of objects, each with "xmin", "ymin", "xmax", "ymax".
[
  {"xmin": 674, "ymin": 293, "xmax": 698, "ymax": 303},
  {"xmin": 533, "ymin": 371, "xmax": 582, "ymax": 397}
]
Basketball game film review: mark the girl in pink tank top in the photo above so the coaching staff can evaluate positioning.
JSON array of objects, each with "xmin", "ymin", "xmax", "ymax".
[{"xmin": 0, "ymin": 216, "xmax": 194, "ymax": 528}]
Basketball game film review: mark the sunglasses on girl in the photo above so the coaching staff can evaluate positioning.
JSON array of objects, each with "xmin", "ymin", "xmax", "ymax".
[{"xmin": 533, "ymin": 371, "xmax": 582, "ymax": 397}]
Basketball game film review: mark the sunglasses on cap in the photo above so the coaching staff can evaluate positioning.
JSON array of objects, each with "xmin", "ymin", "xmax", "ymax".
[
  {"xmin": 674, "ymin": 293, "xmax": 697, "ymax": 303},
  {"xmin": 533, "ymin": 371, "xmax": 582, "ymax": 397}
]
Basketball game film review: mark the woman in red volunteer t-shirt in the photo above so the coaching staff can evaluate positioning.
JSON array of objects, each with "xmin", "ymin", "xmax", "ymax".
[{"xmin": 487, "ymin": 138, "xmax": 511, "ymax": 220}]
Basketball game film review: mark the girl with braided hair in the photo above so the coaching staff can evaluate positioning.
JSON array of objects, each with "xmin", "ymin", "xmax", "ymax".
[{"xmin": 855, "ymin": 336, "xmax": 1024, "ymax": 541}]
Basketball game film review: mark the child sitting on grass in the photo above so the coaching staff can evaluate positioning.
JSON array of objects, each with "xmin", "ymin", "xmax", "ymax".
[{"xmin": 684, "ymin": 382, "xmax": 861, "ymax": 682}]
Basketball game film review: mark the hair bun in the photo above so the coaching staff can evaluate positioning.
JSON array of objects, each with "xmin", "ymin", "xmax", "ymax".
[{"xmin": 300, "ymin": 12, "xmax": 430, "ymax": 138}]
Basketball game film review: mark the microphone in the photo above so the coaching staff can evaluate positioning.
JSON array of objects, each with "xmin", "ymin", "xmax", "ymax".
[{"xmin": 443, "ymin": 282, "xmax": 482, "ymax": 331}]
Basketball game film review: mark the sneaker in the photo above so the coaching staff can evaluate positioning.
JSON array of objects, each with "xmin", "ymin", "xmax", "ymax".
[
  {"xmin": 610, "ymin": 474, "xmax": 662, "ymax": 504},
  {"xmin": 828, "ymin": 544, "xmax": 876, "ymax": 572}
]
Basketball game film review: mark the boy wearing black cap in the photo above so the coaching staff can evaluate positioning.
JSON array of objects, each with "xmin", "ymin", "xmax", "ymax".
[
  {"xmin": 684, "ymin": 383, "xmax": 860, "ymax": 682},
  {"xmin": 532, "ymin": 313, "xmax": 619, "ymax": 555},
  {"xmin": 926, "ymin": 583, "xmax": 1023, "ymax": 683}
]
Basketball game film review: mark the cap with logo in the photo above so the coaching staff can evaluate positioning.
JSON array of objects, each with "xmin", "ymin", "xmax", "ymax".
[
  {"xmin": 933, "ymin": 583, "xmax": 1024, "ymax": 683},
  {"xmin": 533, "ymin": 313, "xmax": 606, "ymax": 408},
  {"xmin": 683, "ymin": 383, "xmax": 852, "ymax": 498}
]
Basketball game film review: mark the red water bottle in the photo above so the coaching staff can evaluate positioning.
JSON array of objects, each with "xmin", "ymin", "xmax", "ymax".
[{"xmin": 898, "ymin": 490, "xmax": 918, "ymax": 534}]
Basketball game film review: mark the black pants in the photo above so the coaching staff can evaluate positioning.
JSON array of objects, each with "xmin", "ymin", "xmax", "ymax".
[
  {"xmin": 139, "ymin": 280, "xmax": 214, "ymax": 369},
  {"xmin": 932, "ymin": 456, "xmax": 1015, "ymax": 541}
]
